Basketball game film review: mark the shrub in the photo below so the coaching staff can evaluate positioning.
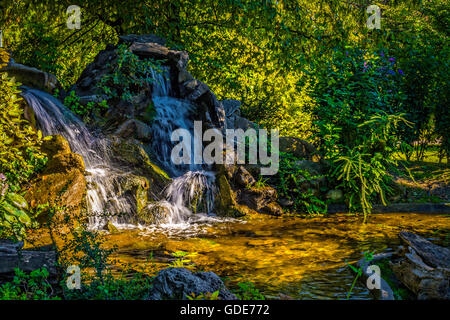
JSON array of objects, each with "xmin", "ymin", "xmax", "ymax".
[
  {"xmin": 0, "ymin": 48, "xmax": 47, "ymax": 190},
  {"xmin": 98, "ymin": 44, "xmax": 163, "ymax": 103},
  {"xmin": 311, "ymin": 45, "xmax": 411, "ymax": 221},
  {"xmin": 60, "ymin": 90, "xmax": 108, "ymax": 118},
  {"xmin": 272, "ymin": 152, "xmax": 327, "ymax": 215},
  {"xmin": 0, "ymin": 268, "xmax": 60, "ymax": 300}
]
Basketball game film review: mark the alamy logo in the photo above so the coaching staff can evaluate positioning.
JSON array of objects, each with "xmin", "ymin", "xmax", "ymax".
[
  {"xmin": 67, "ymin": 5, "xmax": 81, "ymax": 30},
  {"xmin": 366, "ymin": 265, "xmax": 381, "ymax": 290},
  {"xmin": 66, "ymin": 265, "xmax": 81, "ymax": 289},
  {"xmin": 366, "ymin": 5, "xmax": 381, "ymax": 30},
  {"xmin": 171, "ymin": 121, "xmax": 279, "ymax": 175}
]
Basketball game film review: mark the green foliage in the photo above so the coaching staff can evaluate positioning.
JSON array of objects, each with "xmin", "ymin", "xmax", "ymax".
[
  {"xmin": 168, "ymin": 251, "xmax": 197, "ymax": 269},
  {"xmin": 186, "ymin": 290, "xmax": 220, "ymax": 300},
  {"xmin": 58, "ymin": 227, "xmax": 115, "ymax": 283},
  {"xmin": 0, "ymin": 49, "xmax": 47, "ymax": 190},
  {"xmin": 251, "ymin": 176, "xmax": 269, "ymax": 190},
  {"xmin": 346, "ymin": 251, "xmax": 374, "ymax": 300},
  {"xmin": 311, "ymin": 45, "xmax": 406, "ymax": 151},
  {"xmin": 0, "ymin": 182, "xmax": 34, "ymax": 240},
  {"xmin": 233, "ymin": 282, "xmax": 265, "ymax": 300},
  {"xmin": 61, "ymin": 90, "xmax": 108, "ymax": 118},
  {"xmin": 326, "ymin": 114, "xmax": 411, "ymax": 221},
  {"xmin": 2, "ymin": 0, "xmax": 447, "ymax": 151},
  {"xmin": 0, "ymin": 268, "xmax": 60, "ymax": 300},
  {"xmin": 272, "ymin": 152, "xmax": 327, "ymax": 215},
  {"xmin": 310, "ymin": 44, "xmax": 413, "ymax": 221},
  {"xmin": 63, "ymin": 270, "xmax": 153, "ymax": 300},
  {"xmin": 0, "ymin": 49, "xmax": 44, "ymax": 239},
  {"xmin": 98, "ymin": 44, "xmax": 163, "ymax": 102}
]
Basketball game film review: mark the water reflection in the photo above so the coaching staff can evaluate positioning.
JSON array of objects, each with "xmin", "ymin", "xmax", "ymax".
[{"xmin": 105, "ymin": 213, "xmax": 450, "ymax": 299}]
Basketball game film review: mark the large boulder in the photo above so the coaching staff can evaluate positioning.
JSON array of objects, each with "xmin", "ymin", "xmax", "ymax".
[
  {"xmin": 73, "ymin": 35, "xmax": 227, "ymax": 135},
  {"xmin": 138, "ymin": 202, "xmax": 172, "ymax": 225},
  {"xmin": 237, "ymin": 186, "xmax": 283, "ymax": 216},
  {"xmin": 0, "ymin": 62, "xmax": 59, "ymax": 92},
  {"xmin": 214, "ymin": 168, "xmax": 245, "ymax": 218},
  {"xmin": 25, "ymin": 135, "xmax": 87, "ymax": 220},
  {"xmin": 109, "ymin": 137, "xmax": 171, "ymax": 200},
  {"xmin": 222, "ymin": 99, "xmax": 242, "ymax": 117},
  {"xmin": 214, "ymin": 163, "xmax": 282, "ymax": 217},
  {"xmin": 148, "ymin": 267, "xmax": 237, "ymax": 300},
  {"xmin": 0, "ymin": 240, "xmax": 57, "ymax": 282},
  {"xmin": 114, "ymin": 119, "xmax": 153, "ymax": 142}
]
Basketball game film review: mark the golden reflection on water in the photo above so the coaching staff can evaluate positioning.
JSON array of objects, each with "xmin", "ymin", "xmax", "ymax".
[{"xmin": 104, "ymin": 213, "xmax": 449, "ymax": 299}]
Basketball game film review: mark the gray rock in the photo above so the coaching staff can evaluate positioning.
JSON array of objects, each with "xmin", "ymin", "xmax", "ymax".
[
  {"xmin": 326, "ymin": 189, "xmax": 344, "ymax": 201},
  {"xmin": 237, "ymin": 186, "xmax": 283, "ymax": 216},
  {"xmin": 222, "ymin": 99, "xmax": 241, "ymax": 117},
  {"xmin": 148, "ymin": 267, "xmax": 237, "ymax": 300},
  {"xmin": 0, "ymin": 239, "xmax": 24, "ymax": 255},
  {"xmin": 1, "ymin": 62, "xmax": 59, "ymax": 92},
  {"xmin": 234, "ymin": 166, "xmax": 256, "ymax": 188},
  {"xmin": 0, "ymin": 241, "xmax": 57, "ymax": 277},
  {"xmin": 128, "ymin": 42, "xmax": 189, "ymax": 71},
  {"xmin": 79, "ymin": 95, "xmax": 108, "ymax": 105},
  {"xmin": 279, "ymin": 136, "xmax": 319, "ymax": 161},
  {"xmin": 227, "ymin": 115, "xmax": 257, "ymax": 131},
  {"xmin": 279, "ymin": 198, "xmax": 294, "ymax": 207},
  {"xmin": 114, "ymin": 119, "xmax": 153, "ymax": 142}
]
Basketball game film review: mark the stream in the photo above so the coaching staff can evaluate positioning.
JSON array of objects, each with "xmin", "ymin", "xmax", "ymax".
[{"xmin": 103, "ymin": 212, "xmax": 449, "ymax": 300}]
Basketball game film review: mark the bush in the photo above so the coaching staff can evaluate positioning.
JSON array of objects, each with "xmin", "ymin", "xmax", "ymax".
[
  {"xmin": 0, "ymin": 48, "xmax": 47, "ymax": 190},
  {"xmin": 0, "ymin": 48, "xmax": 45, "ymax": 239},
  {"xmin": 311, "ymin": 45, "xmax": 411, "ymax": 221},
  {"xmin": 60, "ymin": 90, "xmax": 108, "ymax": 118},
  {"xmin": 272, "ymin": 152, "xmax": 327, "ymax": 215},
  {"xmin": 98, "ymin": 44, "xmax": 163, "ymax": 103},
  {"xmin": 0, "ymin": 268, "xmax": 59, "ymax": 300}
]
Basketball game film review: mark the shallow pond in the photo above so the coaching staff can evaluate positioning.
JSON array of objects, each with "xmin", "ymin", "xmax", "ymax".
[{"xmin": 103, "ymin": 212, "xmax": 450, "ymax": 300}]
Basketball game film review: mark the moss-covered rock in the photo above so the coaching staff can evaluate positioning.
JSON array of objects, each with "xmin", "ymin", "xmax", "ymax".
[
  {"xmin": 213, "ymin": 164, "xmax": 246, "ymax": 218},
  {"xmin": 109, "ymin": 137, "xmax": 171, "ymax": 199},
  {"xmin": 138, "ymin": 202, "xmax": 171, "ymax": 224},
  {"xmin": 116, "ymin": 173, "xmax": 149, "ymax": 214},
  {"xmin": 40, "ymin": 135, "xmax": 71, "ymax": 158},
  {"xmin": 25, "ymin": 135, "xmax": 86, "ymax": 221}
]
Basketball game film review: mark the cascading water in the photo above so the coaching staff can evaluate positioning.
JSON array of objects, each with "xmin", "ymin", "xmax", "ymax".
[
  {"xmin": 148, "ymin": 71, "xmax": 217, "ymax": 225},
  {"xmin": 21, "ymin": 88, "xmax": 135, "ymax": 226},
  {"xmin": 21, "ymin": 66, "xmax": 218, "ymax": 228}
]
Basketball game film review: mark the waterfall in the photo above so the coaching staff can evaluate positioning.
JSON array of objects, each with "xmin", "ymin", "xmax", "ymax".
[
  {"xmin": 148, "ymin": 71, "xmax": 217, "ymax": 225},
  {"xmin": 21, "ymin": 67, "xmax": 218, "ymax": 227},
  {"xmin": 21, "ymin": 88, "xmax": 134, "ymax": 226}
]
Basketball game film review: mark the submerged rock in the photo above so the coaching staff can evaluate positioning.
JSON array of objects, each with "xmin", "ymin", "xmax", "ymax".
[
  {"xmin": 138, "ymin": 202, "xmax": 171, "ymax": 224},
  {"xmin": 148, "ymin": 267, "xmax": 237, "ymax": 300}
]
